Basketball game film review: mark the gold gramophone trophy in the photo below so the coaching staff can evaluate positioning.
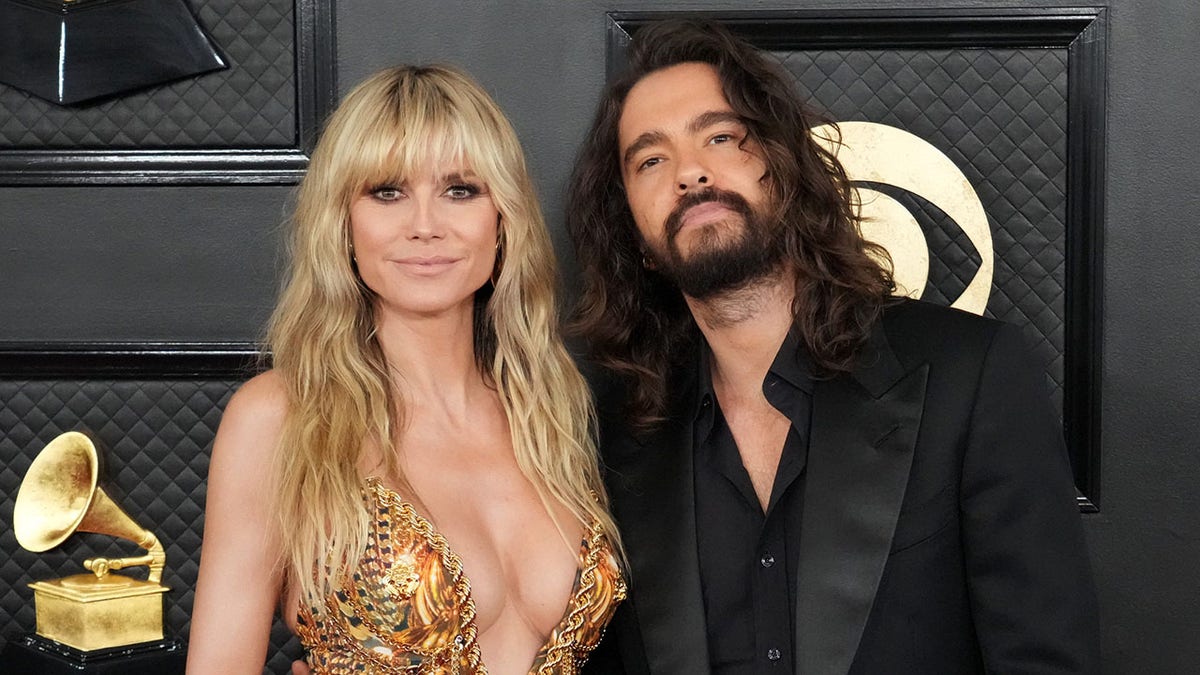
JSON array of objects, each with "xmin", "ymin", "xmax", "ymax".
[{"xmin": 4, "ymin": 431, "xmax": 180, "ymax": 671}]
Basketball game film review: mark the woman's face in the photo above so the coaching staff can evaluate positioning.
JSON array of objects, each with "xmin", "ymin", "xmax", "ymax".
[{"xmin": 349, "ymin": 162, "xmax": 499, "ymax": 321}]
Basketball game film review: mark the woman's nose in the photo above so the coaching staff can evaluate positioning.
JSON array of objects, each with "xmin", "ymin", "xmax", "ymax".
[{"xmin": 406, "ymin": 197, "xmax": 444, "ymax": 240}]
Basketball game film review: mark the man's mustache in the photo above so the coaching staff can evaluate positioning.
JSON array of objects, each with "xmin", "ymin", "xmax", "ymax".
[{"xmin": 664, "ymin": 188, "xmax": 755, "ymax": 240}]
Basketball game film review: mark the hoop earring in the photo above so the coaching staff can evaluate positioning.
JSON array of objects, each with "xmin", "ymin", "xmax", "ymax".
[{"xmin": 491, "ymin": 234, "xmax": 504, "ymax": 286}]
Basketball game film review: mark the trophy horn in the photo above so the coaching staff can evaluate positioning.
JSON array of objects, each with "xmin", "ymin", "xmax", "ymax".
[{"xmin": 14, "ymin": 431, "xmax": 166, "ymax": 583}]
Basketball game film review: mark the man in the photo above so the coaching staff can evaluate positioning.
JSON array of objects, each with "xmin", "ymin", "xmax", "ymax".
[{"xmin": 569, "ymin": 20, "xmax": 1099, "ymax": 674}]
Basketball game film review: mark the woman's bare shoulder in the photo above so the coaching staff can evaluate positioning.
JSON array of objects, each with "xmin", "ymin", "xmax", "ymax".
[
  {"xmin": 227, "ymin": 369, "xmax": 288, "ymax": 419},
  {"xmin": 220, "ymin": 367, "xmax": 288, "ymax": 425},
  {"xmin": 212, "ymin": 369, "xmax": 289, "ymax": 469}
]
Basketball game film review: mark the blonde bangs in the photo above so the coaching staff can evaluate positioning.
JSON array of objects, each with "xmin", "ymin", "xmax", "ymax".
[{"xmin": 330, "ymin": 72, "xmax": 516, "ymax": 208}]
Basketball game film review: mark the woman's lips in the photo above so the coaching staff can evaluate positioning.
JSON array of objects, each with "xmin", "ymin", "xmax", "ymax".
[{"xmin": 392, "ymin": 255, "xmax": 462, "ymax": 274}]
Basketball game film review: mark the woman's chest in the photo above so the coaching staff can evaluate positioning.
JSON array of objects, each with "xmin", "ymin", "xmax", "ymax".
[{"xmin": 424, "ymin": 492, "xmax": 584, "ymax": 635}]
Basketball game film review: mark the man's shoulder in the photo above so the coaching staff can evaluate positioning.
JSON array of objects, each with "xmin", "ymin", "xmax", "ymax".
[
  {"xmin": 580, "ymin": 347, "xmax": 702, "ymax": 418},
  {"xmin": 877, "ymin": 298, "xmax": 1013, "ymax": 366},
  {"xmin": 579, "ymin": 358, "xmax": 625, "ymax": 414}
]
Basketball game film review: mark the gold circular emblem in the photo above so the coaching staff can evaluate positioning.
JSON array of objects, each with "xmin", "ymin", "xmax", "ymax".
[
  {"xmin": 811, "ymin": 121, "xmax": 994, "ymax": 315},
  {"xmin": 384, "ymin": 556, "xmax": 421, "ymax": 599}
]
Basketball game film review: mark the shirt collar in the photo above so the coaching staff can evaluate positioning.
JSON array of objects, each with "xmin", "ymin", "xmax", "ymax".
[
  {"xmin": 693, "ymin": 327, "xmax": 814, "ymax": 422},
  {"xmin": 767, "ymin": 329, "xmax": 815, "ymax": 396}
]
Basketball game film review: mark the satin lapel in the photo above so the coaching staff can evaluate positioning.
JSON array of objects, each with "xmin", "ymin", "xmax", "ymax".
[
  {"xmin": 794, "ymin": 326, "xmax": 929, "ymax": 675},
  {"xmin": 604, "ymin": 369, "xmax": 711, "ymax": 674}
]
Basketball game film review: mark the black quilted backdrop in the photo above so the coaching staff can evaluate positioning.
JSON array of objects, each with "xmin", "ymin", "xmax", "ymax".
[
  {"xmin": 0, "ymin": 32, "xmax": 1075, "ymax": 675},
  {"xmin": 0, "ymin": 0, "xmax": 295, "ymax": 148},
  {"xmin": 0, "ymin": 379, "xmax": 302, "ymax": 674},
  {"xmin": 778, "ymin": 47, "xmax": 1069, "ymax": 412}
]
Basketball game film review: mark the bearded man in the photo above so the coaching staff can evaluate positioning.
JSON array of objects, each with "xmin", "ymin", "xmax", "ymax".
[{"xmin": 569, "ymin": 20, "xmax": 1099, "ymax": 675}]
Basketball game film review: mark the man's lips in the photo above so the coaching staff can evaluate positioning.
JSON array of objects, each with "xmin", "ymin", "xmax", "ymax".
[{"xmin": 678, "ymin": 201, "xmax": 734, "ymax": 230}]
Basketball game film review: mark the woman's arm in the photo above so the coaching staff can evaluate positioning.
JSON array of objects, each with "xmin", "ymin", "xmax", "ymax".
[{"xmin": 187, "ymin": 371, "xmax": 289, "ymax": 673}]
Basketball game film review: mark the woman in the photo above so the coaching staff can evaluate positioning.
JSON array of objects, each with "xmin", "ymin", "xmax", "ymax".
[{"xmin": 188, "ymin": 65, "xmax": 624, "ymax": 674}]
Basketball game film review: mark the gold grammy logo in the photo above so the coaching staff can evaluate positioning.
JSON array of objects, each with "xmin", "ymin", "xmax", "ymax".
[
  {"xmin": 812, "ymin": 121, "xmax": 994, "ymax": 315},
  {"xmin": 13, "ymin": 431, "xmax": 169, "ymax": 651}
]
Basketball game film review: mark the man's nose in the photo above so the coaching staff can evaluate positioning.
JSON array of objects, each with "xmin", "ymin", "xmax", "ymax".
[{"xmin": 674, "ymin": 154, "xmax": 711, "ymax": 194}]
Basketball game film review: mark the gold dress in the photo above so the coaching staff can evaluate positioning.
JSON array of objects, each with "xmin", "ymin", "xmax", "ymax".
[{"xmin": 296, "ymin": 478, "xmax": 626, "ymax": 674}]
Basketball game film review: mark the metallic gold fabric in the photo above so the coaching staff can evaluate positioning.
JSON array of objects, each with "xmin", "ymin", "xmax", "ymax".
[{"xmin": 296, "ymin": 478, "xmax": 625, "ymax": 674}]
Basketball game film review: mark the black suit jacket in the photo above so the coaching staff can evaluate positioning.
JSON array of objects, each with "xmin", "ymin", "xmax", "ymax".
[{"xmin": 585, "ymin": 300, "xmax": 1099, "ymax": 674}]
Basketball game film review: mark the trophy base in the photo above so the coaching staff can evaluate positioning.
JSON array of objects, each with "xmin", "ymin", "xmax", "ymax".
[
  {"xmin": 0, "ymin": 634, "xmax": 185, "ymax": 674},
  {"xmin": 29, "ymin": 573, "xmax": 169, "ymax": 651}
]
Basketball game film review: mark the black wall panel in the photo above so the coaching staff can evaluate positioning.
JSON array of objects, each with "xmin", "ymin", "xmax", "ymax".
[{"xmin": 1, "ymin": 1, "xmax": 1197, "ymax": 673}]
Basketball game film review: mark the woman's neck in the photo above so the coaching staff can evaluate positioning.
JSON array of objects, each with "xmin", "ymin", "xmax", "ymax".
[{"xmin": 373, "ymin": 301, "xmax": 489, "ymax": 418}]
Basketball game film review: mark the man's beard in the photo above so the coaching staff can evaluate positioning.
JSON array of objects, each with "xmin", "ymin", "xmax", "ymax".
[{"xmin": 648, "ymin": 187, "xmax": 785, "ymax": 299}]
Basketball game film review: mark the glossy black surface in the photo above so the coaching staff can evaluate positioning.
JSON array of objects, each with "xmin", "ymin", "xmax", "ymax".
[
  {"xmin": 0, "ymin": 342, "xmax": 264, "ymax": 378},
  {"xmin": 0, "ymin": 634, "xmax": 186, "ymax": 674},
  {"xmin": 0, "ymin": 0, "xmax": 226, "ymax": 106},
  {"xmin": 0, "ymin": 0, "xmax": 336, "ymax": 186}
]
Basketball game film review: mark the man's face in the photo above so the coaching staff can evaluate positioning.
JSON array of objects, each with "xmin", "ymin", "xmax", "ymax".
[{"xmin": 618, "ymin": 62, "xmax": 780, "ymax": 298}]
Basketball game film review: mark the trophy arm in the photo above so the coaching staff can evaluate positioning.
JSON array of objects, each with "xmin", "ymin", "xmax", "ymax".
[{"xmin": 83, "ymin": 530, "xmax": 167, "ymax": 583}]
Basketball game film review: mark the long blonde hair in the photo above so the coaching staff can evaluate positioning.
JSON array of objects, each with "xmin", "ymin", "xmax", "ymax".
[{"xmin": 268, "ymin": 65, "xmax": 620, "ymax": 605}]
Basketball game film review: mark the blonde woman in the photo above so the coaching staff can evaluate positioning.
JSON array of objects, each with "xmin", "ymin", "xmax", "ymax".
[{"xmin": 187, "ymin": 65, "xmax": 624, "ymax": 674}]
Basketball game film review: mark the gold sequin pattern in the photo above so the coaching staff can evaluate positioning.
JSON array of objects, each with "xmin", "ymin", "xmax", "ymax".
[{"xmin": 296, "ymin": 478, "xmax": 626, "ymax": 674}]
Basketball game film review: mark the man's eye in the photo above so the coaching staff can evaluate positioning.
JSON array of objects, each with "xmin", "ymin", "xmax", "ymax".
[
  {"xmin": 371, "ymin": 186, "xmax": 402, "ymax": 201},
  {"xmin": 637, "ymin": 157, "xmax": 663, "ymax": 172},
  {"xmin": 710, "ymin": 133, "xmax": 735, "ymax": 145},
  {"xmin": 446, "ymin": 183, "xmax": 481, "ymax": 199}
]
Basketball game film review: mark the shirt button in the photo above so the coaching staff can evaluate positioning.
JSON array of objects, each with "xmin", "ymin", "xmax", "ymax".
[
  {"xmin": 760, "ymin": 553, "xmax": 775, "ymax": 568},
  {"xmin": 767, "ymin": 648, "xmax": 781, "ymax": 661}
]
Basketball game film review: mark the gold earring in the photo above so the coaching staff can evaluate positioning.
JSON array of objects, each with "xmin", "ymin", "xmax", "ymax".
[{"xmin": 491, "ymin": 236, "xmax": 503, "ymax": 286}]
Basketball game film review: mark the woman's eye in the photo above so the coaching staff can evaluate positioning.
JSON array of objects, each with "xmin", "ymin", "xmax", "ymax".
[
  {"xmin": 446, "ymin": 184, "xmax": 481, "ymax": 199},
  {"xmin": 710, "ymin": 133, "xmax": 735, "ymax": 145},
  {"xmin": 371, "ymin": 186, "xmax": 402, "ymax": 201}
]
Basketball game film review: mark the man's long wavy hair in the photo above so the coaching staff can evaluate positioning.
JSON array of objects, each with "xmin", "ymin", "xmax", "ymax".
[
  {"xmin": 270, "ymin": 65, "xmax": 620, "ymax": 606},
  {"xmin": 568, "ymin": 20, "xmax": 895, "ymax": 429}
]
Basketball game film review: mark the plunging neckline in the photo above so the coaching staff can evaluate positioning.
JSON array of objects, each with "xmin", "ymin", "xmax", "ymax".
[{"xmin": 364, "ymin": 477, "xmax": 591, "ymax": 673}]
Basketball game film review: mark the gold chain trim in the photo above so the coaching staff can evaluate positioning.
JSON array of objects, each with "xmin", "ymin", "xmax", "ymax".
[
  {"xmin": 300, "ymin": 479, "xmax": 625, "ymax": 674},
  {"xmin": 366, "ymin": 479, "xmax": 485, "ymax": 672},
  {"xmin": 535, "ymin": 517, "xmax": 627, "ymax": 674}
]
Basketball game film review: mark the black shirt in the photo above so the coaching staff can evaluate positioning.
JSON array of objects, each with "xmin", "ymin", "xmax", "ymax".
[{"xmin": 694, "ymin": 332, "xmax": 814, "ymax": 674}]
